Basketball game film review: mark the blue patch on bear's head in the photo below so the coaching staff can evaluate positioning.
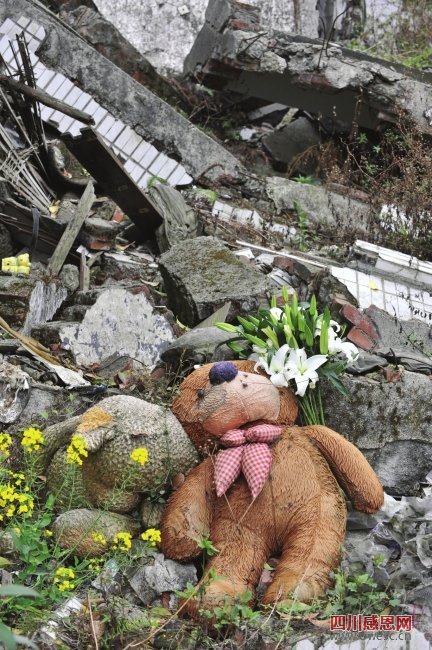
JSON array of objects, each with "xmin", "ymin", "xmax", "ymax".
[{"xmin": 209, "ymin": 362, "xmax": 239, "ymax": 386}]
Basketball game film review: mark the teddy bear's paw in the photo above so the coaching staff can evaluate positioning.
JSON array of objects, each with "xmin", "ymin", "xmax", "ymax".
[
  {"xmin": 261, "ymin": 572, "xmax": 330, "ymax": 606},
  {"xmin": 182, "ymin": 577, "xmax": 255, "ymax": 619}
]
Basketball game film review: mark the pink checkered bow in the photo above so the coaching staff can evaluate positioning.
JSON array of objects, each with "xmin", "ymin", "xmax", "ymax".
[{"xmin": 214, "ymin": 424, "xmax": 283, "ymax": 499}]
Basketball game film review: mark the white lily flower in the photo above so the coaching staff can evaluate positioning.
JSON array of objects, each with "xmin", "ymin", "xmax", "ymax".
[
  {"xmin": 328, "ymin": 336, "xmax": 359, "ymax": 364},
  {"xmin": 270, "ymin": 307, "xmax": 283, "ymax": 321},
  {"xmin": 283, "ymin": 348, "xmax": 328, "ymax": 397},
  {"xmin": 314, "ymin": 316, "xmax": 341, "ymax": 337},
  {"xmin": 255, "ymin": 344, "xmax": 290, "ymax": 387}
]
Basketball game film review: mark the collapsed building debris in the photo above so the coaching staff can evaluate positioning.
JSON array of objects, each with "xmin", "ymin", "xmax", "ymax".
[
  {"xmin": 185, "ymin": 0, "xmax": 432, "ymax": 136},
  {"xmin": 0, "ymin": 1, "xmax": 245, "ymax": 183}
]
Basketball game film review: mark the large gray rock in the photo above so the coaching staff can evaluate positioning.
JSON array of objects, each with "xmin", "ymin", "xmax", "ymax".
[
  {"xmin": 266, "ymin": 176, "xmax": 371, "ymax": 238},
  {"xmin": 262, "ymin": 117, "xmax": 321, "ymax": 168},
  {"xmin": 161, "ymin": 326, "xmax": 235, "ymax": 365},
  {"xmin": 59, "ymin": 287, "xmax": 174, "ymax": 369},
  {"xmin": 322, "ymin": 370, "xmax": 432, "ymax": 495},
  {"xmin": 159, "ymin": 237, "xmax": 269, "ymax": 327}
]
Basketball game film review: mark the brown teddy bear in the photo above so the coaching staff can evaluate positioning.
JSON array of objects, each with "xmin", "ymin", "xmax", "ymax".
[{"xmin": 161, "ymin": 360, "xmax": 384, "ymax": 616}]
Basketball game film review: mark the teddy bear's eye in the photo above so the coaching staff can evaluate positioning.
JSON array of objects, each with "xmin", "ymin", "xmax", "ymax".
[{"xmin": 197, "ymin": 389, "xmax": 205, "ymax": 399}]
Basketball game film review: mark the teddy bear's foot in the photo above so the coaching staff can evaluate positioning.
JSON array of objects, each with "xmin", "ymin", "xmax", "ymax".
[
  {"xmin": 261, "ymin": 569, "xmax": 331, "ymax": 606},
  {"xmin": 181, "ymin": 575, "xmax": 255, "ymax": 619}
]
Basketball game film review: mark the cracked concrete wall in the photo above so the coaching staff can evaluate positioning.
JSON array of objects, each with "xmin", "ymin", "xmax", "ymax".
[
  {"xmin": 92, "ymin": 0, "xmax": 406, "ymax": 74},
  {"xmin": 93, "ymin": 0, "xmax": 321, "ymax": 74}
]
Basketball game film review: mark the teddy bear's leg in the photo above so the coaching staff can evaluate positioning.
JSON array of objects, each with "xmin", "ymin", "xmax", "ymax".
[
  {"xmin": 261, "ymin": 490, "xmax": 345, "ymax": 605},
  {"xmin": 161, "ymin": 457, "xmax": 215, "ymax": 561},
  {"xmin": 183, "ymin": 522, "xmax": 269, "ymax": 617}
]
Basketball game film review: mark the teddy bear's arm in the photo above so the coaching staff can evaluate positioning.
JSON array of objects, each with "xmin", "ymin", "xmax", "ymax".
[
  {"xmin": 302, "ymin": 425, "xmax": 384, "ymax": 513},
  {"xmin": 161, "ymin": 457, "xmax": 216, "ymax": 561}
]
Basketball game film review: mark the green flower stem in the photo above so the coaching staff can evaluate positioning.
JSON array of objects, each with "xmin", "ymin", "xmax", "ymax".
[{"xmin": 299, "ymin": 388, "xmax": 326, "ymax": 426}]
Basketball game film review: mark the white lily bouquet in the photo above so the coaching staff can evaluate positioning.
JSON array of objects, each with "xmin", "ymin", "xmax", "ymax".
[{"xmin": 216, "ymin": 289, "xmax": 359, "ymax": 425}]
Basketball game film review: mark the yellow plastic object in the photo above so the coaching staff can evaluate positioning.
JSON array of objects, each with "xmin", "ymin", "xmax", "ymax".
[
  {"xmin": 1, "ymin": 255, "xmax": 31, "ymax": 274},
  {"xmin": 17, "ymin": 253, "xmax": 30, "ymax": 266}
]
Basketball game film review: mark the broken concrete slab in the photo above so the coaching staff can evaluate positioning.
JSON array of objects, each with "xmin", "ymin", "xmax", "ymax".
[
  {"xmin": 322, "ymin": 369, "xmax": 432, "ymax": 495},
  {"xmin": 185, "ymin": 0, "xmax": 432, "ymax": 136},
  {"xmin": 49, "ymin": 287, "xmax": 175, "ymax": 370},
  {"xmin": 58, "ymin": 4, "xmax": 178, "ymax": 102},
  {"xmin": 0, "ymin": 0, "xmax": 245, "ymax": 183},
  {"xmin": 0, "ymin": 270, "xmax": 67, "ymax": 334},
  {"xmin": 266, "ymin": 176, "xmax": 372, "ymax": 238},
  {"xmin": 262, "ymin": 116, "xmax": 321, "ymax": 168},
  {"xmin": 94, "ymin": 0, "xmax": 322, "ymax": 74},
  {"xmin": 161, "ymin": 326, "xmax": 236, "ymax": 366},
  {"xmin": 159, "ymin": 236, "xmax": 270, "ymax": 327},
  {"xmin": 148, "ymin": 183, "xmax": 199, "ymax": 253},
  {"xmin": 0, "ymin": 360, "xmax": 30, "ymax": 424}
]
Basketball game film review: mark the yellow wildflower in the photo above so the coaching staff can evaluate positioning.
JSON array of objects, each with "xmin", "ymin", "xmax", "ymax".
[
  {"xmin": 0, "ymin": 432, "xmax": 12, "ymax": 458},
  {"xmin": 130, "ymin": 447, "xmax": 149, "ymax": 465},
  {"xmin": 141, "ymin": 528, "xmax": 161, "ymax": 547},
  {"xmin": 112, "ymin": 531, "xmax": 132, "ymax": 552},
  {"xmin": 66, "ymin": 435, "xmax": 88, "ymax": 465},
  {"xmin": 90, "ymin": 532, "xmax": 107, "ymax": 546},
  {"xmin": 88, "ymin": 557, "xmax": 103, "ymax": 574},
  {"xmin": 54, "ymin": 566, "xmax": 75, "ymax": 591},
  {"xmin": 43, "ymin": 529, "xmax": 53, "ymax": 537},
  {"xmin": 21, "ymin": 427, "xmax": 45, "ymax": 451}
]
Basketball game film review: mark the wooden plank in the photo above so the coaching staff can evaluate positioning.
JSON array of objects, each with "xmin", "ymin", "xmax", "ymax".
[
  {"xmin": 79, "ymin": 250, "xmax": 90, "ymax": 291},
  {"xmin": 48, "ymin": 181, "xmax": 95, "ymax": 276},
  {"xmin": 0, "ymin": 75, "xmax": 95, "ymax": 125},
  {"xmin": 62, "ymin": 127, "xmax": 163, "ymax": 238}
]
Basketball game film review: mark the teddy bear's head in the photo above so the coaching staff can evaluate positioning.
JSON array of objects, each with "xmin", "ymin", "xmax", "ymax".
[{"xmin": 172, "ymin": 360, "xmax": 299, "ymax": 453}]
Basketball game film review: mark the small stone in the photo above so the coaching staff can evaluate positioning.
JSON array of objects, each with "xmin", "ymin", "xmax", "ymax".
[
  {"xmin": 0, "ymin": 361, "xmax": 30, "ymax": 424},
  {"xmin": 128, "ymin": 553, "xmax": 197, "ymax": 605}
]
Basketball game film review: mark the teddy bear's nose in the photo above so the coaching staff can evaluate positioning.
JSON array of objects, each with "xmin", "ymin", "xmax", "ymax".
[{"xmin": 209, "ymin": 361, "xmax": 238, "ymax": 386}]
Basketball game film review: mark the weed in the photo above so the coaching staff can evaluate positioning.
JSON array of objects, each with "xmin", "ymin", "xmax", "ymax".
[
  {"xmin": 197, "ymin": 536, "xmax": 219, "ymax": 556},
  {"xmin": 291, "ymin": 174, "xmax": 315, "ymax": 184},
  {"xmin": 202, "ymin": 591, "xmax": 260, "ymax": 631}
]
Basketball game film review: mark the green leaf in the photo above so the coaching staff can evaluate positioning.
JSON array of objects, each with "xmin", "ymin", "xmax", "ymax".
[
  {"xmin": 237, "ymin": 316, "xmax": 257, "ymax": 332},
  {"xmin": 319, "ymin": 323, "xmax": 329, "ymax": 355},
  {"xmin": 282, "ymin": 286, "xmax": 289, "ymax": 303},
  {"xmin": 214, "ymin": 322, "xmax": 239, "ymax": 333},
  {"xmin": 243, "ymin": 334, "xmax": 268, "ymax": 348},
  {"xmin": 262, "ymin": 327, "xmax": 279, "ymax": 349},
  {"xmin": 248, "ymin": 315, "xmax": 260, "ymax": 327},
  {"xmin": 291, "ymin": 294, "xmax": 298, "ymax": 318},
  {"xmin": 304, "ymin": 323, "xmax": 314, "ymax": 347},
  {"xmin": 0, "ymin": 557, "xmax": 11, "ymax": 567},
  {"xmin": 0, "ymin": 585, "xmax": 39, "ymax": 598},
  {"xmin": 227, "ymin": 341, "xmax": 246, "ymax": 352},
  {"xmin": 0, "ymin": 621, "xmax": 16, "ymax": 650},
  {"xmin": 326, "ymin": 374, "xmax": 350, "ymax": 399},
  {"xmin": 39, "ymin": 410, "xmax": 49, "ymax": 420},
  {"xmin": 309, "ymin": 294, "xmax": 317, "ymax": 316}
]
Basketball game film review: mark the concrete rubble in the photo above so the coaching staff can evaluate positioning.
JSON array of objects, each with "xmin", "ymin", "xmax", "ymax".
[{"xmin": 185, "ymin": 0, "xmax": 432, "ymax": 136}]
